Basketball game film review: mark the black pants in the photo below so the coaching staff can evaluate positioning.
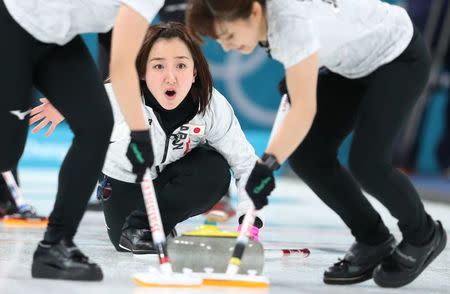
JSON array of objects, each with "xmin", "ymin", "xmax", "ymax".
[
  {"xmin": 289, "ymin": 26, "xmax": 435, "ymax": 246},
  {"xmin": 437, "ymin": 91, "xmax": 450, "ymax": 170},
  {"xmin": 159, "ymin": 0, "xmax": 187, "ymax": 23},
  {"xmin": 97, "ymin": 31, "xmax": 112, "ymax": 81},
  {"xmin": 99, "ymin": 147, "xmax": 231, "ymax": 251},
  {"xmin": 437, "ymin": 42, "xmax": 450, "ymax": 171},
  {"xmin": 0, "ymin": 1, "xmax": 113, "ymax": 242}
]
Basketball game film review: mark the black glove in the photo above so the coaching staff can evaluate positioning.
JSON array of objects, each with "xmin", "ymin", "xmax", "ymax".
[
  {"xmin": 245, "ymin": 153, "xmax": 280, "ymax": 210},
  {"xmin": 126, "ymin": 130, "xmax": 154, "ymax": 183}
]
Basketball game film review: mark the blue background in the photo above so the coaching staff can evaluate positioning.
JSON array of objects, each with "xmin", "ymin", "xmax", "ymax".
[{"xmin": 20, "ymin": 0, "xmax": 449, "ymax": 175}]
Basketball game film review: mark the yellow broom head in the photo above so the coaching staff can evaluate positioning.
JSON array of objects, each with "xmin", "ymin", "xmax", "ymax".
[
  {"xmin": 132, "ymin": 267, "xmax": 203, "ymax": 287},
  {"xmin": 1, "ymin": 216, "xmax": 48, "ymax": 228},
  {"xmin": 200, "ymin": 272, "xmax": 270, "ymax": 288}
]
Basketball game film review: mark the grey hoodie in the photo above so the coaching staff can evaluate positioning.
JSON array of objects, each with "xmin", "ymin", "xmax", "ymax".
[{"xmin": 102, "ymin": 84, "xmax": 260, "ymax": 219}]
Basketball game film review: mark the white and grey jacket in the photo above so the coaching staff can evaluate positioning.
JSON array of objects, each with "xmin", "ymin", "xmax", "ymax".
[{"xmin": 102, "ymin": 83, "xmax": 260, "ymax": 218}]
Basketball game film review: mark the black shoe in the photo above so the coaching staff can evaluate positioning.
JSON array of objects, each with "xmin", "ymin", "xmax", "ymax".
[
  {"xmin": 119, "ymin": 228, "xmax": 156, "ymax": 254},
  {"xmin": 32, "ymin": 239, "xmax": 103, "ymax": 281},
  {"xmin": 374, "ymin": 221, "xmax": 447, "ymax": 288},
  {"xmin": 323, "ymin": 235, "xmax": 396, "ymax": 285},
  {"xmin": 0, "ymin": 199, "xmax": 18, "ymax": 217},
  {"xmin": 15, "ymin": 204, "xmax": 46, "ymax": 219},
  {"xmin": 119, "ymin": 227, "xmax": 177, "ymax": 254}
]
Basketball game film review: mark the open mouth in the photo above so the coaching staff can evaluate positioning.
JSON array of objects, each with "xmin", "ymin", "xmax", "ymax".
[{"xmin": 165, "ymin": 90, "xmax": 176, "ymax": 98}]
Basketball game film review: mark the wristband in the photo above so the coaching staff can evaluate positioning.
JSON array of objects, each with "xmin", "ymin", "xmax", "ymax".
[{"xmin": 261, "ymin": 153, "xmax": 281, "ymax": 171}]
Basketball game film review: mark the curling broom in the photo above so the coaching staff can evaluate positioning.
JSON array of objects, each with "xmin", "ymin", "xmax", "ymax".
[
  {"xmin": 1, "ymin": 171, "xmax": 48, "ymax": 227},
  {"xmin": 132, "ymin": 169, "xmax": 202, "ymax": 287},
  {"xmin": 200, "ymin": 93, "xmax": 294, "ymax": 287}
]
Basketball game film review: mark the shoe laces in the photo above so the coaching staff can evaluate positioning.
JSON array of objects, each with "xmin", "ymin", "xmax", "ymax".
[
  {"xmin": 137, "ymin": 229, "xmax": 153, "ymax": 241},
  {"xmin": 63, "ymin": 240, "xmax": 89, "ymax": 263},
  {"xmin": 333, "ymin": 258, "xmax": 351, "ymax": 269},
  {"xmin": 69, "ymin": 247, "xmax": 89, "ymax": 263}
]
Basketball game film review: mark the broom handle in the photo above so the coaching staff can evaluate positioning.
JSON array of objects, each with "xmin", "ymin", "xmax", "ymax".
[
  {"xmin": 226, "ymin": 94, "xmax": 291, "ymax": 275},
  {"xmin": 141, "ymin": 169, "xmax": 172, "ymax": 274},
  {"xmin": 2, "ymin": 170, "xmax": 25, "ymax": 207},
  {"xmin": 226, "ymin": 206, "xmax": 256, "ymax": 274}
]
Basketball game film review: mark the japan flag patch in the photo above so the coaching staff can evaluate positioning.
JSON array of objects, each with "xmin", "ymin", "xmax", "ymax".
[{"xmin": 189, "ymin": 124, "xmax": 205, "ymax": 137}]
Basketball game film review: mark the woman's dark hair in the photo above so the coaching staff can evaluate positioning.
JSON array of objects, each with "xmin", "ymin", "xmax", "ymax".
[
  {"xmin": 186, "ymin": 0, "xmax": 266, "ymax": 43},
  {"xmin": 136, "ymin": 22, "xmax": 213, "ymax": 114}
]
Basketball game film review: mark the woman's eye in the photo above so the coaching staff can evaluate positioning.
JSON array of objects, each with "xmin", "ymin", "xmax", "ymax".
[
  {"xmin": 177, "ymin": 63, "xmax": 187, "ymax": 69},
  {"xmin": 153, "ymin": 64, "xmax": 163, "ymax": 70}
]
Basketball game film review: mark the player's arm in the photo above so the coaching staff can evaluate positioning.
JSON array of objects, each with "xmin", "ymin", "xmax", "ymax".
[
  {"xmin": 265, "ymin": 52, "xmax": 319, "ymax": 163},
  {"xmin": 109, "ymin": 4, "xmax": 149, "ymax": 131}
]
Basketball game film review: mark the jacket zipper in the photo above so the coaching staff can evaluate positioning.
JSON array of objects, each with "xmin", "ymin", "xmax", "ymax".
[
  {"xmin": 161, "ymin": 135, "xmax": 171, "ymax": 165},
  {"xmin": 150, "ymin": 111, "xmax": 170, "ymax": 174},
  {"xmin": 148, "ymin": 105, "xmax": 196, "ymax": 174},
  {"xmin": 156, "ymin": 134, "xmax": 171, "ymax": 175}
]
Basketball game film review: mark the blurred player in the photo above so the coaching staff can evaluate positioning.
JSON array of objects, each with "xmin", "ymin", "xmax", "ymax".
[
  {"xmin": 0, "ymin": 0, "xmax": 164, "ymax": 281},
  {"xmin": 186, "ymin": 0, "xmax": 447, "ymax": 288}
]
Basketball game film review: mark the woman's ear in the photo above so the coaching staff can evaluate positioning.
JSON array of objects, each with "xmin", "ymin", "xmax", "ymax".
[{"xmin": 251, "ymin": 1, "xmax": 263, "ymax": 19}]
